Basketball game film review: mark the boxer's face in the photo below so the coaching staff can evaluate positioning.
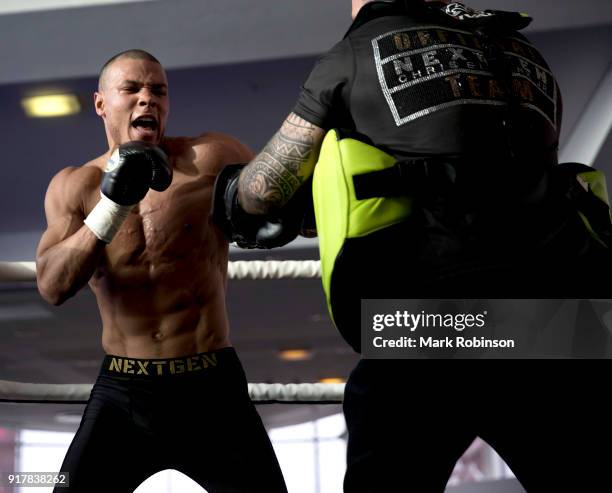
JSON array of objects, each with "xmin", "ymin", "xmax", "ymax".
[{"xmin": 95, "ymin": 58, "xmax": 169, "ymax": 147}]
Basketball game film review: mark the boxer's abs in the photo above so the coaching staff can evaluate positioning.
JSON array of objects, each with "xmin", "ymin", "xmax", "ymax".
[
  {"xmin": 92, "ymin": 268, "xmax": 230, "ymax": 359},
  {"xmin": 87, "ymin": 169, "xmax": 231, "ymax": 359}
]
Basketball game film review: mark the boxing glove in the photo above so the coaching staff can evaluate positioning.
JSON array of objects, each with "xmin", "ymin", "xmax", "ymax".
[
  {"xmin": 84, "ymin": 141, "xmax": 172, "ymax": 243},
  {"xmin": 212, "ymin": 164, "xmax": 311, "ymax": 249}
]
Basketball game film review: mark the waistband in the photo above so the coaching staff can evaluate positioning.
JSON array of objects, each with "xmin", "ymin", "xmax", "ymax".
[{"xmin": 100, "ymin": 347, "xmax": 237, "ymax": 379}]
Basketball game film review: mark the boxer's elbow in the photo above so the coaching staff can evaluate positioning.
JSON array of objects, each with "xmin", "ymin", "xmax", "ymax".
[
  {"xmin": 36, "ymin": 259, "xmax": 73, "ymax": 306},
  {"xmin": 37, "ymin": 282, "xmax": 69, "ymax": 306},
  {"xmin": 37, "ymin": 276, "xmax": 70, "ymax": 306}
]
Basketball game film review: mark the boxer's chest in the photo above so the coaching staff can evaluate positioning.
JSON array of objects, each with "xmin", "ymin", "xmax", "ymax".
[{"xmin": 107, "ymin": 170, "xmax": 215, "ymax": 265}]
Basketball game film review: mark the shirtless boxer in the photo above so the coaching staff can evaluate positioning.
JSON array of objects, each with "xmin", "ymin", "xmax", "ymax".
[{"xmin": 36, "ymin": 49, "xmax": 287, "ymax": 493}]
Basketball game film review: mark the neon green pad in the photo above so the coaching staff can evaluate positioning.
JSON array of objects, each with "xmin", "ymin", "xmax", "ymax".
[
  {"xmin": 578, "ymin": 170, "xmax": 611, "ymax": 207},
  {"xmin": 312, "ymin": 130, "xmax": 413, "ymax": 324},
  {"xmin": 575, "ymin": 169, "xmax": 612, "ymax": 246}
]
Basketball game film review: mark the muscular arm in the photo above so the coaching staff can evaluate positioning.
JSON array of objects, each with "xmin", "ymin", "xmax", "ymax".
[
  {"xmin": 237, "ymin": 113, "xmax": 325, "ymax": 214},
  {"xmin": 36, "ymin": 167, "xmax": 105, "ymax": 306}
]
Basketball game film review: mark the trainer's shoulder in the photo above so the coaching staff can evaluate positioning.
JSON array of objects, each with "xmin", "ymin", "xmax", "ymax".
[{"xmin": 174, "ymin": 132, "xmax": 254, "ymax": 174}]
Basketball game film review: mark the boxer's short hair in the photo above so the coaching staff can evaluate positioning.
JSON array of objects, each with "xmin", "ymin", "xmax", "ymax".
[{"xmin": 98, "ymin": 49, "xmax": 162, "ymax": 90}]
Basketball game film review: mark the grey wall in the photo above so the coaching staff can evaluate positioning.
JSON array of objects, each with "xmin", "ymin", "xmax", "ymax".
[{"xmin": 529, "ymin": 24, "xmax": 612, "ymax": 164}]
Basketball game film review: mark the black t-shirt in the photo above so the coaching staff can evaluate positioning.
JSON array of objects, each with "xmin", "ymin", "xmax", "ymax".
[{"xmin": 293, "ymin": 0, "xmax": 562, "ymax": 163}]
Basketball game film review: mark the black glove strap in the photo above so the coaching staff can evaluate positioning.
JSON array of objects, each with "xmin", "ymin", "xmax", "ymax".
[{"xmin": 212, "ymin": 164, "xmax": 264, "ymax": 248}]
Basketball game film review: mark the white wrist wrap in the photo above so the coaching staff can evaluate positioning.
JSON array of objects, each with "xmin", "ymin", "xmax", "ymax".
[{"xmin": 84, "ymin": 194, "xmax": 134, "ymax": 243}]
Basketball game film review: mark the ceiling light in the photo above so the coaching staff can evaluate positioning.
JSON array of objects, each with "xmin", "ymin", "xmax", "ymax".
[
  {"xmin": 22, "ymin": 94, "xmax": 81, "ymax": 118},
  {"xmin": 319, "ymin": 377, "xmax": 345, "ymax": 384},
  {"xmin": 0, "ymin": 0, "xmax": 154, "ymax": 16},
  {"xmin": 278, "ymin": 349, "xmax": 313, "ymax": 361}
]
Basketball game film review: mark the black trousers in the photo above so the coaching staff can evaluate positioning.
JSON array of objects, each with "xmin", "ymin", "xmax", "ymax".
[
  {"xmin": 340, "ymin": 210, "xmax": 612, "ymax": 491},
  {"xmin": 343, "ymin": 359, "xmax": 612, "ymax": 492},
  {"xmin": 55, "ymin": 348, "xmax": 287, "ymax": 493}
]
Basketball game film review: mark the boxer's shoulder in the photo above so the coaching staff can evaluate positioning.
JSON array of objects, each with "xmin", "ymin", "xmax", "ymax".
[
  {"xmin": 159, "ymin": 134, "xmax": 252, "ymax": 184},
  {"xmin": 47, "ymin": 158, "xmax": 103, "ymax": 200},
  {"xmin": 43, "ymin": 159, "xmax": 104, "ymax": 219},
  {"xmin": 175, "ymin": 133, "xmax": 253, "ymax": 173}
]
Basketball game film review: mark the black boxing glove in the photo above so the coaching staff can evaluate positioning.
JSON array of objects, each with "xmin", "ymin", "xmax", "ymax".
[
  {"xmin": 298, "ymin": 179, "xmax": 317, "ymax": 238},
  {"xmin": 212, "ymin": 164, "xmax": 312, "ymax": 249},
  {"xmin": 101, "ymin": 141, "xmax": 172, "ymax": 205},
  {"xmin": 255, "ymin": 178, "xmax": 315, "ymax": 247},
  {"xmin": 84, "ymin": 141, "xmax": 172, "ymax": 243}
]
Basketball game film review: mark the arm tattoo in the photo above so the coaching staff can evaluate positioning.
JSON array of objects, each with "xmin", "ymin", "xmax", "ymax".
[{"xmin": 239, "ymin": 113, "xmax": 325, "ymax": 214}]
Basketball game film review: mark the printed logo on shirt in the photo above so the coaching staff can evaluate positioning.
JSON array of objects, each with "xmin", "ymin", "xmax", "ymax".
[
  {"xmin": 443, "ymin": 2, "xmax": 494, "ymax": 21},
  {"xmin": 371, "ymin": 26, "xmax": 558, "ymax": 129}
]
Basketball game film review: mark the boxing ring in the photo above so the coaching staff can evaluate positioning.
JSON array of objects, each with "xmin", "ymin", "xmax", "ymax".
[
  {"xmin": 0, "ymin": 259, "xmax": 524, "ymax": 490},
  {"xmin": 0, "ymin": 260, "xmax": 344, "ymax": 404}
]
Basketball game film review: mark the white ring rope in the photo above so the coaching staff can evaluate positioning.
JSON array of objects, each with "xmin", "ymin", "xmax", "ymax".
[
  {"xmin": 228, "ymin": 260, "xmax": 321, "ymax": 280},
  {"xmin": 248, "ymin": 383, "xmax": 344, "ymax": 403},
  {"xmin": 0, "ymin": 380, "xmax": 344, "ymax": 404},
  {"xmin": 0, "ymin": 260, "xmax": 321, "ymax": 283},
  {"xmin": 0, "ymin": 261, "xmax": 36, "ymax": 282}
]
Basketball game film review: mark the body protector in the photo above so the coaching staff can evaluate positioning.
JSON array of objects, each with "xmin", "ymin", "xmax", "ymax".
[
  {"xmin": 313, "ymin": 130, "xmax": 612, "ymax": 351},
  {"xmin": 313, "ymin": 130, "xmax": 411, "ymax": 349},
  {"xmin": 554, "ymin": 162, "xmax": 612, "ymax": 248}
]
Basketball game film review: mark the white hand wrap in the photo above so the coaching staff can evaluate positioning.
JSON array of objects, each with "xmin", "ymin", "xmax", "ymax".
[{"xmin": 84, "ymin": 194, "xmax": 134, "ymax": 243}]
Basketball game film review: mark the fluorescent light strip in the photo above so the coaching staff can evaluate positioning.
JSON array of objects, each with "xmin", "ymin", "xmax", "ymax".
[
  {"xmin": 0, "ymin": 0, "xmax": 154, "ymax": 16},
  {"xmin": 22, "ymin": 94, "xmax": 81, "ymax": 118}
]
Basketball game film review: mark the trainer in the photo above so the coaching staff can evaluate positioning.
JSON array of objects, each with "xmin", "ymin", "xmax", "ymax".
[{"xmin": 215, "ymin": 1, "xmax": 612, "ymax": 491}]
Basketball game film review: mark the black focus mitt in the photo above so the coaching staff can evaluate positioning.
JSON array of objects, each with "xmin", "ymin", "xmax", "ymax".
[{"xmin": 211, "ymin": 164, "xmax": 314, "ymax": 249}]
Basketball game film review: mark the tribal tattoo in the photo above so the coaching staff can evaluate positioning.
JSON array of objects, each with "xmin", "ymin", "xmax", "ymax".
[{"xmin": 238, "ymin": 113, "xmax": 325, "ymax": 214}]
